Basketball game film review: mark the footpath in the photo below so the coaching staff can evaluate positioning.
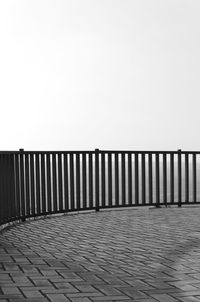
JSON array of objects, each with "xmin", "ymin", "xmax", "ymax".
[{"xmin": 1, "ymin": 206, "xmax": 200, "ymax": 302}]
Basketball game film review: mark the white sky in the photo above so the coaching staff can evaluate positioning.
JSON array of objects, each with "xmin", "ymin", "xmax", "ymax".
[{"xmin": 0, "ymin": 0, "xmax": 200, "ymax": 151}]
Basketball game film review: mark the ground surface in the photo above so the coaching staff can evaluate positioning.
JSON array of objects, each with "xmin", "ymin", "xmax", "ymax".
[{"xmin": 1, "ymin": 207, "xmax": 200, "ymax": 302}]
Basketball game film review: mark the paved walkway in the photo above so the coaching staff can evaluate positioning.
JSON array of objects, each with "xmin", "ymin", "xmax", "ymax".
[{"xmin": 1, "ymin": 207, "xmax": 200, "ymax": 302}]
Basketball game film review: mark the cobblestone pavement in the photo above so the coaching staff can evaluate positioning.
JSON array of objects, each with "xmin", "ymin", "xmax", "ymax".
[{"xmin": 1, "ymin": 207, "xmax": 200, "ymax": 302}]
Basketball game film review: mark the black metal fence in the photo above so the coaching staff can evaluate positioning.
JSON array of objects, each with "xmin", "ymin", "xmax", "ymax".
[{"xmin": 0, "ymin": 149, "xmax": 200, "ymax": 227}]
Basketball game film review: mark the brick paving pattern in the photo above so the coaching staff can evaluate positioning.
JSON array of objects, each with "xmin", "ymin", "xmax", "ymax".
[{"xmin": 1, "ymin": 207, "xmax": 200, "ymax": 301}]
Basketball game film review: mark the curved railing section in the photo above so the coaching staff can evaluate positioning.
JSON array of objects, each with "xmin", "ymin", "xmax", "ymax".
[{"xmin": 1, "ymin": 149, "xmax": 200, "ymax": 227}]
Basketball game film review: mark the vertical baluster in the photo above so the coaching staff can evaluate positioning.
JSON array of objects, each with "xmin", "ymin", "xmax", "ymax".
[
  {"xmin": 76, "ymin": 153, "xmax": 80, "ymax": 211},
  {"xmin": 13, "ymin": 154, "xmax": 17, "ymax": 218},
  {"xmin": 0, "ymin": 155, "xmax": 6, "ymax": 223},
  {"xmin": 148, "ymin": 153, "xmax": 153, "ymax": 205},
  {"xmin": 7, "ymin": 154, "xmax": 13, "ymax": 220},
  {"xmin": 108, "ymin": 152, "xmax": 112, "ymax": 207},
  {"xmin": 35, "ymin": 153, "xmax": 41, "ymax": 215},
  {"xmin": 4, "ymin": 156, "xmax": 9, "ymax": 220},
  {"xmin": 82, "ymin": 153, "xmax": 87, "ymax": 209},
  {"xmin": 95, "ymin": 149, "xmax": 100, "ymax": 211},
  {"xmin": 5, "ymin": 155, "xmax": 11, "ymax": 220},
  {"xmin": 52, "ymin": 153, "xmax": 58, "ymax": 212},
  {"xmin": 4, "ymin": 154, "xmax": 11, "ymax": 221},
  {"xmin": 19, "ymin": 150, "xmax": 25, "ymax": 220},
  {"xmin": 0, "ymin": 155, "xmax": 5, "ymax": 222},
  {"xmin": 9, "ymin": 154, "xmax": 16, "ymax": 219},
  {"xmin": 89, "ymin": 153, "xmax": 93, "ymax": 209},
  {"xmin": 178, "ymin": 149, "xmax": 182, "ymax": 207},
  {"xmin": 163, "ymin": 153, "xmax": 167, "ymax": 206},
  {"xmin": 155, "ymin": 153, "xmax": 160, "ymax": 207},
  {"xmin": 7, "ymin": 155, "xmax": 13, "ymax": 220},
  {"xmin": 170, "ymin": 153, "xmax": 174, "ymax": 204},
  {"xmin": 25, "ymin": 154, "xmax": 30, "ymax": 217},
  {"xmin": 30, "ymin": 154, "xmax": 35, "ymax": 216},
  {"xmin": 0, "ymin": 155, "xmax": 2, "ymax": 223},
  {"xmin": 122, "ymin": 153, "xmax": 126, "ymax": 206},
  {"xmin": 63, "ymin": 154, "xmax": 69, "ymax": 211},
  {"xmin": 193, "ymin": 153, "xmax": 197, "ymax": 203},
  {"xmin": 46, "ymin": 154, "xmax": 52, "ymax": 213},
  {"xmin": 3, "ymin": 155, "xmax": 8, "ymax": 221},
  {"xmin": 41, "ymin": 154, "xmax": 46, "ymax": 214},
  {"xmin": 115, "ymin": 153, "xmax": 119, "ymax": 207},
  {"xmin": 141, "ymin": 153, "xmax": 146, "ymax": 205},
  {"xmin": 70, "ymin": 153, "xmax": 75, "ymax": 210},
  {"xmin": 128, "ymin": 153, "xmax": 132, "ymax": 206},
  {"xmin": 135, "ymin": 153, "xmax": 139, "ymax": 205},
  {"xmin": 14, "ymin": 154, "xmax": 20, "ymax": 218},
  {"xmin": 58, "ymin": 153, "xmax": 63, "ymax": 212},
  {"xmin": 185, "ymin": 153, "xmax": 189, "ymax": 203},
  {"xmin": 101, "ymin": 152, "xmax": 106, "ymax": 208}
]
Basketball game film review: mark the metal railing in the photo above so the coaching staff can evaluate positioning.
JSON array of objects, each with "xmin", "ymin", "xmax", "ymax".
[{"xmin": 0, "ymin": 149, "xmax": 200, "ymax": 226}]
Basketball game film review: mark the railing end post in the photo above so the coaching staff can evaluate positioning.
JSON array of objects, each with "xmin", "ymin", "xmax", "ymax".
[{"xmin": 19, "ymin": 148, "xmax": 24, "ymax": 152}]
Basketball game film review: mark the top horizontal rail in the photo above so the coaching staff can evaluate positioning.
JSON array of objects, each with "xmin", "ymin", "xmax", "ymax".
[
  {"xmin": 0, "ymin": 150, "xmax": 96, "ymax": 154},
  {"xmin": 1, "ymin": 149, "xmax": 200, "ymax": 155},
  {"xmin": 97, "ymin": 150, "xmax": 200, "ymax": 154}
]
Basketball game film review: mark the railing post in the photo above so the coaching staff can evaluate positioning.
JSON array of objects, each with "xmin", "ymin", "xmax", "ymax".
[
  {"xmin": 178, "ymin": 149, "xmax": 182, "ymax": 207},
  {"xmin": 19, "ymin": 148, "xmax": 26, "ymax": 221},
  {"xmin": 95, "ymin": 149, "xmax": 100, "ymax": 212}
]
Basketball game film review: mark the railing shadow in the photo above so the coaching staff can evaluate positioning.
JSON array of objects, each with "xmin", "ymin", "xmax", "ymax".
[{"xmin": 155, "ymin": 232, "xmax": 200, "ymax": 293}]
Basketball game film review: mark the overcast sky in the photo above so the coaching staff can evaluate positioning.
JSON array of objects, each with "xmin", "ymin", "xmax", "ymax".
[{"xmin": 0, "ymin": 0, "xmax": 200, "ymax": 151}]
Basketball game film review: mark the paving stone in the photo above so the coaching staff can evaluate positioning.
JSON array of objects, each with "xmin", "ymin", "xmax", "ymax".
[
  {"xmin": 91, "ymin": 296, "xmax": 131, "ymax": 301},
  {"xmin": 1, "ymin": 207, "xmax": 200, "ymax": 301},
  {"xmin": 66, "ymin": 292, "xmax": 104, "ymax": 298},
  {"xmin": 21, "ymin": 289, "xmax": 44, "ymax": 298},
  {"xmin": 118, "ymin": 288, "xmax": 149, "ymax": 299},
  {"xmin": 94, "ymin": 285, "xmax": 123, "ymax": 296},
  {"xmin": 148, "ymin": 293, "xmax": 179, "ymax": 301},
  {"xmin": 9, "ymin": 299, "xmax": 48, "ymax": 302},
  {"xmin": 1, "ymin": 286, "xmax": 21, "ymax": 295},
  {"xmin": 31, "ymin": 279, "xmax": 52, "ymax": 287},
  {"xmin": 70, "ymin": 298, "xmax": 92, "ymax": 302},
  {"xmin": 127, "ymin": 299, "xmax": 159, "ymax": 302},
  {"xmin": 74, "ymin": 284, "xmax": 98, "ymax": 293},
  {"xmin": 0, "ymin": 294, "xmax": 24, "ymax": 299},
  {"xmin": 178, "ymin": 297, "xmax": 200, "ymax": 302},
  {"xmin": 171, "ymin": 289, "xmax": 200, "ymax": 297},
  {"xmin": 41, "ymin": 288, "xmax": 79, "ymax": 294},
  {"xmin": 46, "ymin": 293, "xmax": 71, "ymax": 301}
]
